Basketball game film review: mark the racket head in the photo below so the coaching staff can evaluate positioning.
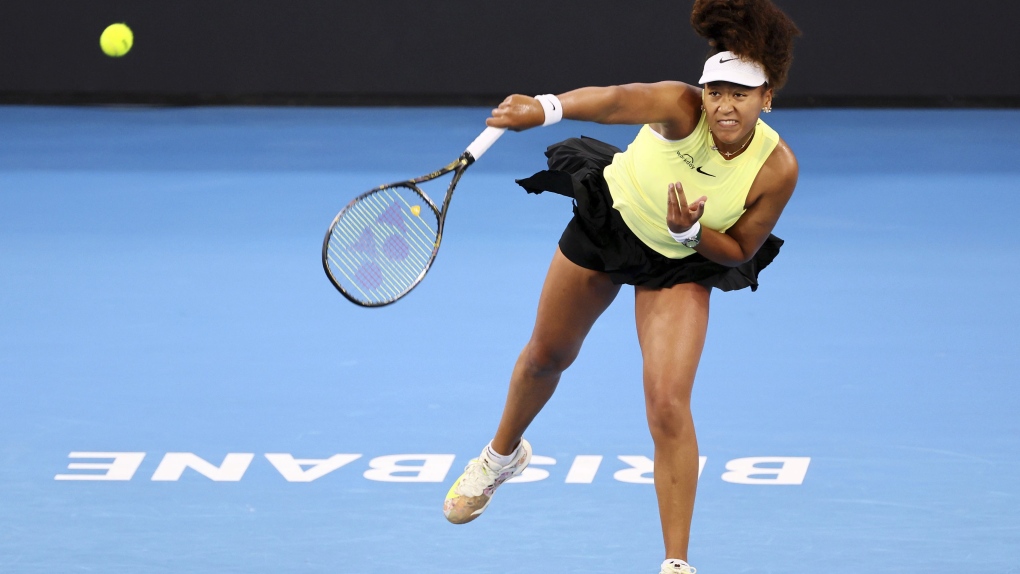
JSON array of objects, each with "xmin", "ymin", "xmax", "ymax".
[{"xmin": 322, "ymin": 183, "xmax": 443, "ymax": 307}]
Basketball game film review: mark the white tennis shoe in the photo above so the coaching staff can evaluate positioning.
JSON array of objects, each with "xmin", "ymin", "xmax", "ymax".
[
  {"xmin": 660, "ymin": 559, "xmax": 697, "ymax": 574},
  {"xmin": 443, "ymin": 439, "xmax": 532, "ymax": 524}
]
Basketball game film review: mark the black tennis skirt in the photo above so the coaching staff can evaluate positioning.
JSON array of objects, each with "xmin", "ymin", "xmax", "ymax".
[{"xmin": 515, "ymin": 136, "xmax": 783, "ymax": 292}]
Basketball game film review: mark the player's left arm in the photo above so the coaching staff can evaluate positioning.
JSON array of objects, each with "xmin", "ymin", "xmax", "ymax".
[{"xmin": 669, "ymin": 141, "xmax": 799, "ymax": 267}]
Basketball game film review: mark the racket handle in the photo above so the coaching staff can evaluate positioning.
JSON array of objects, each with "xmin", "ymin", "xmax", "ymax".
[{"xmin": 465, "ymin": 126, "xmax": 506, "ymax": 162}]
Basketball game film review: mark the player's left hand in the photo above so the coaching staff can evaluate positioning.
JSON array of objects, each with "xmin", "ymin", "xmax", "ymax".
[{"xmin": 666, "ymin": 181, "xmax": 707, "ymax": 233}]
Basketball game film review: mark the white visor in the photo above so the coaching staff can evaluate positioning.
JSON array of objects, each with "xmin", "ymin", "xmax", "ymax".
[{"xmin": 698, "ymin": 51, "xmax": 768, "ymax": 87}]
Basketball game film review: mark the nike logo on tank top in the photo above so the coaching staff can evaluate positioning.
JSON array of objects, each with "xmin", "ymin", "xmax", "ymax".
[{"xmin": 603, "ymin": 113, "xmax": 780, "ymax": 259}]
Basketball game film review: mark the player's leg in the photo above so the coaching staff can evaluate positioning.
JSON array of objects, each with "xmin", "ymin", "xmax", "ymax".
[
  {"xmin": 444, "ymin": 247, "xmax": 620, "ymax": 524},
  {"xmin": 491, "ymin": 247, "xmax": 621, "ymax": 453},
  {"xmin": 634, "ymin": 281, "xmax": 711, "ymax": 566}
]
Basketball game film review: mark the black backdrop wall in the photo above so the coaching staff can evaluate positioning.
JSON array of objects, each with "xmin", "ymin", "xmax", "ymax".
[{"xmin": 1, "ymin": 0, "xmax": 1017, "ymax": 106}]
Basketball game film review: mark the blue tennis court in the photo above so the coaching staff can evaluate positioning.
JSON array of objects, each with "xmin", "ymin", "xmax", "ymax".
[{"xmin": 1, "ymin": 105, "xmax": 1018, "ymax": 573}]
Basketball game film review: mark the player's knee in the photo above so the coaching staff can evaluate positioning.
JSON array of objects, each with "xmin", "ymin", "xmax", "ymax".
[
  {"xmin": 644, "ymin": 382, "xmax": 694, "ymax": 441},
  {"xmin": 521, "ymin": 341, "xmax": 578, "ymax": 378}
]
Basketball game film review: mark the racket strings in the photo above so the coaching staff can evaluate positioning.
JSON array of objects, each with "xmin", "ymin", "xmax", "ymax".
[{"xmin": 325, "ymin": 186, "xmax": 440, "ymax": 304}]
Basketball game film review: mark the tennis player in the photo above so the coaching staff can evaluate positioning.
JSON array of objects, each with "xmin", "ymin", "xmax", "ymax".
[{"xmin": 443, "ymin": 1, "xmax": 800, "ymax": 572}]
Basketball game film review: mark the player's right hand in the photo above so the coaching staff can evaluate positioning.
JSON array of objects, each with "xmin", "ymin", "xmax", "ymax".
[{"xmin": 486, "ymin": 95, "xmax": 546, "ymax": 131}]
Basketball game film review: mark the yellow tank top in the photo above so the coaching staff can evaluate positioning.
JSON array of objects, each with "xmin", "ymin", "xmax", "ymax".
[{"xmin": 603, "ymin": 113, "xmax": 780, "ymax": 259}]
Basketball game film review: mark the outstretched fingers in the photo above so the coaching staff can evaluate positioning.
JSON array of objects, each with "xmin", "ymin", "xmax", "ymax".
[
  {"xmin": 666, "ymin": 182, "xmax": 707, "ymax": 233},
  {"xmin": 667, "ymin": 182, "xmax": 682, "ymax": 223}
]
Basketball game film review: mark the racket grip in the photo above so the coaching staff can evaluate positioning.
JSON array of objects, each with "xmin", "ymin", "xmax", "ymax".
[{"xmin": 465, "ymin": 126, "xmax": 506, "ymax": 162}]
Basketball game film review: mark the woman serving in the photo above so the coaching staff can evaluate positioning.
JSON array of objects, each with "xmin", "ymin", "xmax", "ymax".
[{"xmin": 443, "ymin": 1, "xmax": 800, "ymax": 572}]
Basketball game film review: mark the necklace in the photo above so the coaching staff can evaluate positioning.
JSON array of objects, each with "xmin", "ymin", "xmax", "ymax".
[{"xmin": 711, "ymin": 127, "xmax": 755, "ymax": 158}]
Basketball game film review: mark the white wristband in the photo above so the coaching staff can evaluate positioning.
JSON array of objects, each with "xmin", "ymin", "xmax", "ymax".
[
  {"xmin": 534, "ymin": 94, "xmax": 563, "ymax": 126},
  {"xmin": 669, "ymin": 221, "xmax": 701, "ymax": 243}
]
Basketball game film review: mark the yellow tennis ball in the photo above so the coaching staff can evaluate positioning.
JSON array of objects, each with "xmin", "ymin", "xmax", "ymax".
[
  {"xmin": 100, "ymin": 23, "xmax": 133, "ymax": 57},
  {"xmin": 411, "ymin": 205, "xmax": 421, "ymax": 217}
]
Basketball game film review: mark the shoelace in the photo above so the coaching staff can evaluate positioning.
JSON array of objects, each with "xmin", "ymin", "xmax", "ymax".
[{"xmin": 456, "ymin": 459, "xmax": 499, "ymax": 497}]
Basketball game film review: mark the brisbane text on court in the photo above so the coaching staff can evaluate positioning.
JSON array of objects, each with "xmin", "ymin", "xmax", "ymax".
[{"xmin": 55, "ymin": 452, "xmax": 811, "ymax": 485}]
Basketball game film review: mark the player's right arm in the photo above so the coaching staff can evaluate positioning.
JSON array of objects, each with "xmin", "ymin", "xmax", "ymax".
[{"xmin": 485, "ymin": 82, "xmax": 702, "ymax": 139}]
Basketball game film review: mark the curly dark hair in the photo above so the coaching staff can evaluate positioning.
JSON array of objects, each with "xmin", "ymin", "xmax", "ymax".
[{"xmin": 690, "ymin": 0, "xmax": 801, "ymax": 90}]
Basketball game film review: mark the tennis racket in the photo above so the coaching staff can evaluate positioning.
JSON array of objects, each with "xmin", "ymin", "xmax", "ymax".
[{"xmin": 322, "ymin": 126, "xmax": 506, "ymax": 307}]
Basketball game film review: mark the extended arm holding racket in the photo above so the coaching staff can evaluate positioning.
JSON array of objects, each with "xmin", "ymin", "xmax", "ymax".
[{"xmin": 486, "ymin": 83, "xmax": 702, "ymax": 132}]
